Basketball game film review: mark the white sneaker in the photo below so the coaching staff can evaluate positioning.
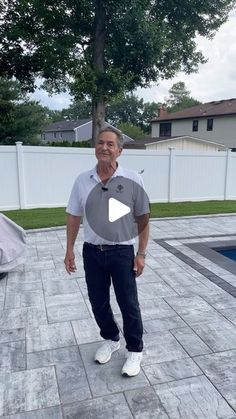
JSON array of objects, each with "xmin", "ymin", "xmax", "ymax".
[
  {"xmin": 121, "ymin": 352, "xmax": 143, "ymax": 377},
  {"xmin": 94, "ymin": 340, "xmax": 120, "ymax": 364}
]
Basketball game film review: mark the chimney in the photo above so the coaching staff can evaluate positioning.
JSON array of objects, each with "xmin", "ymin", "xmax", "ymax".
[{"xmin": 157, "ymin": 106, "xmax": 168, "ymax": 117}]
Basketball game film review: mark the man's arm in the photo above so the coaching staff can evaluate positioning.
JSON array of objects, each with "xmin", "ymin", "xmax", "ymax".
[
  {"xmin": 133, "ymin": 214, "xmax": 149, "ymax": 277},
  {"xmin": 64, "ymin": 214, "xmax": 82, "ymax": 274}
]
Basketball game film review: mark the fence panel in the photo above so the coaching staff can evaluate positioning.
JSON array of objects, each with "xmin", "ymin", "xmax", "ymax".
[
  {"xmin": 229, "ymin": 153, "xmax": 236, "ymax": 199},
  {"xmin": 0, "ymin": 146, "xmax": 19, "ymax": 210},
  {"xmin": 120, "ymin": 150, "xmax": 170, "ymax": 202},
  {"xmin": 23, "ymin": 147, "xmax": 97, "ymax": 208},
  {"xmin": 172, "ymin": 151, "xmax": 227, "ymax": 201},
  {"xmin": 0, "ymin": 144, "xmax": 236, "ymax": 210}
]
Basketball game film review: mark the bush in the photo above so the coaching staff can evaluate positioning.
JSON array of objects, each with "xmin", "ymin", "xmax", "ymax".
[{"xmin": 46, "ymin": 140, "xmax": 92, "ymax": 147}]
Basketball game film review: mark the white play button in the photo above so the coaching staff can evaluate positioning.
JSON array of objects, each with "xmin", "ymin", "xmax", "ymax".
[
  {"xmin": 85, "ymin": 177, "xmax": 150, "ymax": 242},
  {"xmin": 108, "ymin": 198, "xmax": 130, "ymax": 222}
]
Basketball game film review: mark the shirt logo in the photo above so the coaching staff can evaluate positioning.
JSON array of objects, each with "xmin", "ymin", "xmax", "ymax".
[{"xmin": 116, "ymin": 184, "xmax": 124, "ymax": 193}]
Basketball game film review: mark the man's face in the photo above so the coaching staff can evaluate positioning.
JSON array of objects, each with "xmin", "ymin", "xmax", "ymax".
[{"xmin": 95, "ymin": 131, "xmax": 122, "ymax": 165}]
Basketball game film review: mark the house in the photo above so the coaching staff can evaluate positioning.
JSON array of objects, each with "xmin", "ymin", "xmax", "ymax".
[
  {"xmin": 151, "ymin": 99, "xmax": 236, "ymax": 149},
  {"xmin": 123, "ymin": 135, "xmax": 226, "ymax": 151},
  {"xmin": 41, "ymin": 119, "xmax": 134, "ymax": 144}
]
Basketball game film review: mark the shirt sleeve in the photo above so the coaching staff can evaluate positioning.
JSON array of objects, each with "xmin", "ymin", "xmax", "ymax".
[
  {"xmin": 133, "ymin": 173, "xmax": 150, "ymax": 217},
  {"xmin": 66, "ymin": 177, "xmax": 84, "ymax": 216}
]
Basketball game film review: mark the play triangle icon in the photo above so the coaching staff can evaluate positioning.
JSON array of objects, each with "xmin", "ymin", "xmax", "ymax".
[{"xmin": 108, "ymin": 198, "xmax": 131, "ymax": 222}]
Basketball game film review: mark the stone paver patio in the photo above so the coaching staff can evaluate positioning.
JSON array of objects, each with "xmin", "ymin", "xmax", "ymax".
[{"xmin": 1, "ymin": 214, "xmax": 236, "ymax": 418}]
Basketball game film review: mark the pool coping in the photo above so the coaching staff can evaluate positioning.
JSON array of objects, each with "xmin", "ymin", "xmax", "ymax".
[
  {"xmin": 188, "ymin": 239, "xmax": 236, "ymax": 276},
  {"xmin": 156, "ymin": 234, "xmax": 236, "ymax": 298}
]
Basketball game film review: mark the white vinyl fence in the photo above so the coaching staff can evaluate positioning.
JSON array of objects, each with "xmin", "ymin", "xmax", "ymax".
[{"xmin": 1, "ymin": 142, "xmax": 236, "ymax": 210}]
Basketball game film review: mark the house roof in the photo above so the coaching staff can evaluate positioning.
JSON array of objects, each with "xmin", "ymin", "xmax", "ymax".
[
  {"xmin": 124, "ymin": 138, "xmax": 159, "ymax": 149},
  {"xmin": 146, "ymin": 136, "xmax": 226, "ymax": 147},
  {"xmin": 43, "ymin": 119, "xmax": 91, "ymax": 132},
  {"xmin": 152, "ymin": 99, "xmax": 236, "ymax": 122},
  {"xmin": 123, "ymin": 135, "xmax": 227, "ymax": 149}
]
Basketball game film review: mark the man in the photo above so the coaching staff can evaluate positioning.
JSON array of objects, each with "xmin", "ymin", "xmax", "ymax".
[{"xmin": 64, "ymin": 127, "xmax": 149, "ymax": 377}]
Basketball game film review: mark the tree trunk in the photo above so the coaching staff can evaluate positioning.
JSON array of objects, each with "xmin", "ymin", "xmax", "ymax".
[
  {"xmin": 92, "ymin": 98, "xmax": 105, "ymax": 145},
  {"xmin": 92, "ymin": 0, "xmax": 106, "ymax": 145}
]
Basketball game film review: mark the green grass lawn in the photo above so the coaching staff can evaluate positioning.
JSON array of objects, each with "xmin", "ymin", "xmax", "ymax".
[{"xmin": 2, "ymin": 200, "xmax": 236, "ymax": 230}]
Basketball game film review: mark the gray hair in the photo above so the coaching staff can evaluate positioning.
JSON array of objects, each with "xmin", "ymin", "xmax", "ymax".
[{"xmin": 98, "ymin": 126, "xmax": 124, "ymax": 148}]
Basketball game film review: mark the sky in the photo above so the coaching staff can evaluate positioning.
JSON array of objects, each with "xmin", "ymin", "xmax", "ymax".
[{"xmin": 30, "ymin": 8, "xmax": 236, "ymax": 110}]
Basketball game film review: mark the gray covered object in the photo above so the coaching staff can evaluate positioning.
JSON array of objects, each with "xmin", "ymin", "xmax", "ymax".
[{"xmin": 0, "ymin": 213, "xmax": 26, "ymax": 272}]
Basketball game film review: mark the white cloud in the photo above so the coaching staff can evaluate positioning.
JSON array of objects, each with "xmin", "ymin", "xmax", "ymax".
[
  {"xmin": 30, "ymin": 88, "xmax": 72, "ymax": 110},
  {"xmin": 30, "ymin": 8, "xmax": 236, "ymax": 109},
  {"xmin": 137, "ymin": 8, "xmax": 236, "ymax": 104}
]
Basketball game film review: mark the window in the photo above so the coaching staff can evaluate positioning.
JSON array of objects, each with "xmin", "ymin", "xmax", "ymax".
[
  {"xmin": 192, "ymin": 120, "xmax": 198, "ymax": 132},
  {"xmin": 207, "ymin": 118, "xmax": 213, "ymax": 131},
  {"xmin": 53, "ymin": 132, "xmax": 57, "ymax": 138},
  {"xmin": 159, "ymin": 122, "xmax": 171, "ymax": 137}
]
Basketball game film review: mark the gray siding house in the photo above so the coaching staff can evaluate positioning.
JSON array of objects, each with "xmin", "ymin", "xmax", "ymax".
[
  {"xmin": 42, "ymin": 119, "xmax": 134, "ymax": 144},
  {"xmin": 151, "ymin": 99, "xmax": 236, "ymax": 149}
]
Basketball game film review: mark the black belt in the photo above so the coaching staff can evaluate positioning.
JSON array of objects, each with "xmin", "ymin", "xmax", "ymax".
[{"xmin": 84, "ymin": 242, "xmax": 133, "ymax": 251}]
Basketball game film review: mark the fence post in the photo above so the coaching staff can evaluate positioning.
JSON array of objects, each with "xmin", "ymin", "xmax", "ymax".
[
  {"xmin": 168, "ymin": 147, "xmax": 175, "ymax": 202},
  {"xmin": 16, "ymin": 142, "xmax": 26, "ymax": 209},
  {"xmin": 224, "ymin": 148, "xmax": 231, "ymax": 200}
]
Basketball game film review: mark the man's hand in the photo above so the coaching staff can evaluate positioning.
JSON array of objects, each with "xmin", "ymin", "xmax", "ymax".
[
  {"xmin": 133, "ymin": 254, "xmax": 145, "ymax": 277},
  {"xmin": 64, "ymin": 250, "xmax": 77, "ymax": 275},
  {"xmin": 64, "ymin": 214, "xmax": 81, "ymax": 275}
]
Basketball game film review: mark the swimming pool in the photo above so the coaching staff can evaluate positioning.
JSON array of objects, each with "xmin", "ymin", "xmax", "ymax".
[{"xmin": 217, "ymin": 248, "xmax": 236, "ymax": 262}]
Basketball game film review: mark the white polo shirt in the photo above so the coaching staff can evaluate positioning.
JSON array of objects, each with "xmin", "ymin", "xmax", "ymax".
[{"xmin": 66, "ymin": 164, "xmax": 149, "ymax": 245}]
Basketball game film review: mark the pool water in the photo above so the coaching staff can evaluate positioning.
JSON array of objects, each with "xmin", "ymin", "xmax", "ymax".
[{"xmin": 217, "ymin": 248, "xmax": 236, "ymax": 262}]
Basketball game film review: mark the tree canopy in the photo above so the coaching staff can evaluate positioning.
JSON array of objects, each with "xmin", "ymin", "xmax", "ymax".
[
  {"xmin": 1, "ymin": 0, "xmax": 235, "ymax": 142},
  {"xmin": 0, "ymin": 77, "xmax": 50, "ymax": 144},
  {"xmin": 59, "ymin": 99, "xmax": 92, "ymax": 121},
  {"xmin": 165, "ymin": 81, "xmax": 202, "ymax": 113},
  {"xmin": 106, "ymin": 94, "xmax": 159, "ymax": 133},
  {"xmin": 117, "ymin": 122, "xmax": 146, "ymax": 140}
]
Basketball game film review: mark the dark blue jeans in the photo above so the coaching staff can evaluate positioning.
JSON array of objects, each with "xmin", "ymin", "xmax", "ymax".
[{"xmin": 82, "ymin": 242, "xmax": 143, "ymax": 352}]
